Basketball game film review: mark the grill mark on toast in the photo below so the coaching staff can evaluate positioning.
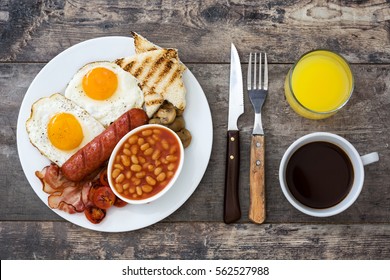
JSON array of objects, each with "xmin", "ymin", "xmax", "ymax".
[
  {"xmin": 145, "ymin": 87, "xmax": 163, "ymax": 106},
  {"xmin": 133, "ymin": 56, "xmax": 152, "ymax": 78},
  {"xmin": 158, "ymin": 61, "xmax": 180, "ymax": 98},
  {"xmin": 143, "ymin": 55, "xmax": 165, "ymax": 85},
  {"xmin": 115, "ymin": 58, "xmax": 124, "ymax": 66},
  {"xmin": 154, "ymin": 59, "xmax": 173, "ymax": 87},
  {"xmin": 145, "ymin": 99, "xmax": 164, "ymax": 106},
  {"xmin": 133, "ymin": 65, "xmax": 144, "ymax": 78},
  {"xmin": 162, "ymin": 68, "xmax": 181, "ymax": 97},
  {"xmin": 166, "ymin": 49, "xmax": 178, "ymax": 59},
  {"xmin": 123, "ymin": 61, "xmax": 136, "ymax": 73},
  {"xmin": 141, "ymin": 51, "xmax": 175, "ymax": 94}
]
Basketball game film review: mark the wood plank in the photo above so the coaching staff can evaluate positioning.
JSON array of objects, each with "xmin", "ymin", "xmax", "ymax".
[
  {"xmin": 0, "ymin": 221, "xmax": 389, "ymax": 259},
  {"xmin": 0, "ymin": 64, "xmax": 61, "ymax": 220},
  {"xmin": 0, "ymin": 0, "xmax": 389, "ymax": 63},
  {"xmin": 1, "ymin": 63, "xmax": 389, "ymax": 223}
]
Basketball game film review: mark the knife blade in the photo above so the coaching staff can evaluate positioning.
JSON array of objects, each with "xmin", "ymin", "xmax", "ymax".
[{"xmin": 224, "ymin": 43, "xmax": 244, "ymax": 224}]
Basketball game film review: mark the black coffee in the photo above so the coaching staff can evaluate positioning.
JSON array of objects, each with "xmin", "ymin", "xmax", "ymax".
[{"xmin": 286, "ymin": 141, "xmax": 354, "ymax": 209}]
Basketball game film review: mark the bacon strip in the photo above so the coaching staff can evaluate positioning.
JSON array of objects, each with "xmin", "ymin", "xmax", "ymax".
[{"xmin": 36, "ymin": 164, "xmax": 94, "ymax": 214}]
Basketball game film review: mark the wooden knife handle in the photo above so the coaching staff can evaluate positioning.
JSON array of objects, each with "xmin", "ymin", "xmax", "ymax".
[
  {"xmin": 249, "ymin": 135, "xmax": 266, "ymax": 224},
  {"xmin": 224, "ymin": 130, "xmax": 241, "ymax": 224}
]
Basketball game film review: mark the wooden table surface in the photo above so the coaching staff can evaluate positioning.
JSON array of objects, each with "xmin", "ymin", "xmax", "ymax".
[{"xmin": 1, "ymin": 0, "xmax": 389, "ymax": 260}]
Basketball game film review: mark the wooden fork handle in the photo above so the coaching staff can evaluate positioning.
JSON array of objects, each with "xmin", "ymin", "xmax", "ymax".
[{"xmin": 249, "ymin": 135, "xmax": 266, "ymax": 224}]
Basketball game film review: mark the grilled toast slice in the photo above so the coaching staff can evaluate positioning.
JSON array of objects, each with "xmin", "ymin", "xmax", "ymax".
[
  {"xmin": 116, "ymin": 48, "xmax": 186, "ymax": 117},
  {"xmin": 132, "ymin": 31, "xmax": 186, "ymax": 72},
  {"xmin": 132, "ymin": 32, "xmax": 160, "ymax": 54}
]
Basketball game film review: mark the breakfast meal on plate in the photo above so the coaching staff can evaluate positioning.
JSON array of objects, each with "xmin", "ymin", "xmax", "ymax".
[
  {"xmin": 65, "ymin": 61, "xmax": 144, "ymax": 127},
  {"xmin": 26, "ymin": 32, "xmax": 191, "ymax": 224}
]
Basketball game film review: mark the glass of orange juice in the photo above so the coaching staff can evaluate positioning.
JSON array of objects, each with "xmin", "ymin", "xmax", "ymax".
[{"xmin": 284, "ymin": 50, "xmax": 354, "ymax": 119}]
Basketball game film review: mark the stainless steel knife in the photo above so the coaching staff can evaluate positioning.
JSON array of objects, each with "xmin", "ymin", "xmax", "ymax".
[{"xmin": 224, "ymin": 43, "xmax": 244, "ymax": 224}]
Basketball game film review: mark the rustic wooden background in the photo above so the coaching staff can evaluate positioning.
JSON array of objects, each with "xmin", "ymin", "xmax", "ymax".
[{"xmin": 1, "ymin": 0, "xmax": 389, "ymax": 259}]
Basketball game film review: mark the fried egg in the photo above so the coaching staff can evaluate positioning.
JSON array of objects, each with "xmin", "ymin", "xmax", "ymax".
[
  {"xmin": 64, "ymin": 61, "xmax": 144, "ymax": 127},
  {"xmin": 26, "ymin": 93, "xmax": 105, "ymax": 166}
]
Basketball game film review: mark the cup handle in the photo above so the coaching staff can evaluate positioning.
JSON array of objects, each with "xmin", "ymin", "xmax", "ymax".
[{"xmin": 361, "ymin": 152, "xmax": 379, "ymax": 166}]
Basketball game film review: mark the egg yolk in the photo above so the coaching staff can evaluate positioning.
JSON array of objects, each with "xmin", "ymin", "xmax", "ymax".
[
  {"xmin": 47, "ymin": 113, "xmax": 84, "ymax": 150},
  {"xmin": 82, "ymin": 67, "xmax": 118, "ymax": 100}
]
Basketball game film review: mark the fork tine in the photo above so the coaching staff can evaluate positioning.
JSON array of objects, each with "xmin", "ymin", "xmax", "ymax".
[
  {"xmin": 263, "ymin": 53, "xmax": 268, "ymax": 90},
  {"xmin": 258, "ymin": 53, "xmax": 262, "ymax": 89},
  {"xmin": 247, "ymin": 52, "xmax": 252, "ymax": 90},
  {"xmin": 253, "ymin": 53, "xmax": 257, "ymax": 90}
]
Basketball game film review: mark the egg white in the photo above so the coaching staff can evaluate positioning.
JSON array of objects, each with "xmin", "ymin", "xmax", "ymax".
[
  {"xmin": 26, "ymin": 93, "xmax": 105, "ymax": 167},
  {"xmin": 64, "ymin": 61, "xmax": 144, "ymax": 127}
]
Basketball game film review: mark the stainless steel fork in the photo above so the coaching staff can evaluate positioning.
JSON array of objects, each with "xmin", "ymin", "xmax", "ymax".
[{"xmin": 247, "ymin": 52, "xmax": 268, "ymax": 224}]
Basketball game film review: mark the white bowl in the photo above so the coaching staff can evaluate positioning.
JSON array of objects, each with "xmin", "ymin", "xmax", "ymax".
[{"xmin": 107, "ymin": 124, "xmax": 184, "ymax": 204}]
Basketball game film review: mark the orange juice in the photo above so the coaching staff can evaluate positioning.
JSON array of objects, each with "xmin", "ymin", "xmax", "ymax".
[{"xmin": 284, "ymin": 50, "xmax": 354, "ymax": 119}]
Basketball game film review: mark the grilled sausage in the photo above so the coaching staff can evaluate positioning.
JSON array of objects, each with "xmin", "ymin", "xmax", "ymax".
[{"xmin": 61, "ymin": 108, "xmax": 148, "ymax": 181}]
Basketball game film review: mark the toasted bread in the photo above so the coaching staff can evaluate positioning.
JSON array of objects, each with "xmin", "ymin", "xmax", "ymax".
[
  {"xmin": 132, "ymin": 31, "xmax": 160, "ymax": 53},
  {"xmin": 132, "ymin": 31, "xmax": 186, "ymax": 72},
  {"xmin": 116, "ymin": 48, "xmax": 186, "ymax": 117}
]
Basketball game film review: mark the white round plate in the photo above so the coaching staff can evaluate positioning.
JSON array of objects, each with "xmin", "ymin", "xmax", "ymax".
[{"xmin": 16, "ymin": 36, "xmax": 213, "ymax": 232}]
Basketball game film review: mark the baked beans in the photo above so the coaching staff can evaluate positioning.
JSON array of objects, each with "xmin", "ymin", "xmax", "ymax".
[{"xmin": 111, "ymin": 126, "xmax": 181, "ymax": 200}]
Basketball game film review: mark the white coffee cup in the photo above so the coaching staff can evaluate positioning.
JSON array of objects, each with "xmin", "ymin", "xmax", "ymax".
[{"xmin": 279, "ymin": 132, "xmax": 379, "ymax": 217}]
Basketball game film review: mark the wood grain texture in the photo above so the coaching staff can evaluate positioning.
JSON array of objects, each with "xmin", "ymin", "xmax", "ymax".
[
  {"xmin": 0, "ymin": 221, "xmax": 389, "ymax": 259},
  {"xmin": 249, "ymin": 135, "xmax": 266, "ymax": 224},
  {"xmin": 0, "ymin": 0, "xmax": 389, "ymax": 63}
]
